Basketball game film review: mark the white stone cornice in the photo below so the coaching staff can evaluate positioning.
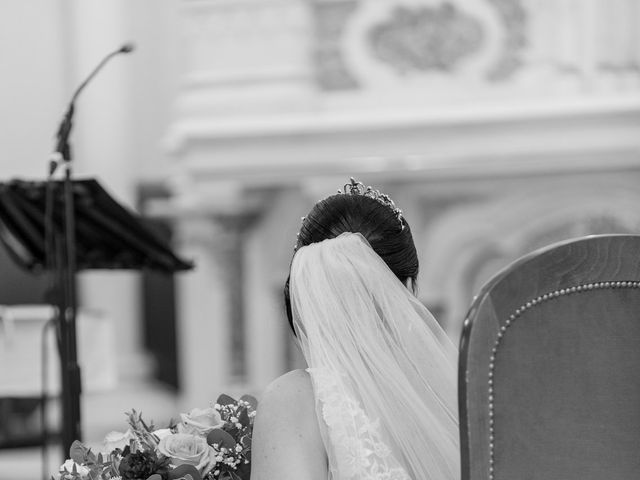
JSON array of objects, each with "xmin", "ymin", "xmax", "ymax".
[
  {"xmin": 167, "ymin": 96, "xmax": 640, "ymax": 145},
  {"xmin": 164, "ymin": 96, "xmax": 640, "ymax": 188}
]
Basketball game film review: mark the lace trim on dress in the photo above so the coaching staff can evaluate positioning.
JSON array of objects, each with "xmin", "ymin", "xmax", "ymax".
[{"xmin": 308, "ymin": 367, "xmax": 412, "ymax": 480}]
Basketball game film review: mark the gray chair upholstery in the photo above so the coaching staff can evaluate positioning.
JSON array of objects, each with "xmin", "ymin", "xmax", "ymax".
[{"xmin": 459, "ymin": 235, "xmax": 640, "ymax": 480}]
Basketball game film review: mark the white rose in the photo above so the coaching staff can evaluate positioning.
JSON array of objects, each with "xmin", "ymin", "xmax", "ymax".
[
  {"xmin": 59, "ymin": 459, "xmax": 90, "ymax": 479},
  {"xmin": 179, "ymin": 407, "xmax": 223, "ymax": 436},
  {"xmin": 103, "ymin": 429, "xmax": 133, "ymax": 452},
  {"xmin": 157, "ymin": 433, "xmax": 217, "ymax": 475}
]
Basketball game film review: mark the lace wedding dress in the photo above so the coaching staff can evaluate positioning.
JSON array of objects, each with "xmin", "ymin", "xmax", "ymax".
[
  {"xmin": 308, "ymin": 367, "xmax": 415, "ymax": 480},
  {"xmin": 290, "ymin": 233, "xmax": 460, "ymax": 480}
]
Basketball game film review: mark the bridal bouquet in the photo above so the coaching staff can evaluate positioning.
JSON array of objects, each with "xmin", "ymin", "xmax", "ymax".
[{"xmin": 56, "ymin": 394, "xmax": 257, "ymax": 480}]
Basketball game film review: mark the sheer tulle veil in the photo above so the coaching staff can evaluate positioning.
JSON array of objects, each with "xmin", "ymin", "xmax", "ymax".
[{"xmin": 290, "ymin": 232, "xmax": 459, "ymax": 480}]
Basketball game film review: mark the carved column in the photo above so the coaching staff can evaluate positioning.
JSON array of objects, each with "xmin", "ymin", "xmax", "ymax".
[
  {"xmin": 244, "ymin": 225, "xmax": 289, "ymax": 392},
  {"xmin": 173, "ymin": 214, "xmax": 238, "ymax": 408},
  {"xmin": 170, "ymin": 180, "xmax": 268, "ymax": 406},
  {"xmin": 243, "ymin": 188, "xmax": 309, "ymax": 392}
]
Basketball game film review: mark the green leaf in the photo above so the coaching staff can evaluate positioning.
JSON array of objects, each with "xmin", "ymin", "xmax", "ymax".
[
  {"xmin": 70, "ymin": 440, "xmax": 89, "ymax": 464},
  {"xmin": 238, "ymin": 407, "xmax": 250, "ymax": 425},
  {"xmin": 234, "ymin": 460, "xmax": 251, "ymax": 480},
  {"xmin": 239, "ymin": 395, "xmax": 258, "ymax": 410},
  {"xmin": 216, "ymin": 394, "xmax": 236, "ymax": 406},
  {"xmin": 85, "ymin": 447, "xmax": 97, "ymax": 464},
  {"xmin": 228, "ymin": 471, "xmax": 244, "ymax": 480},
  {"xmin": 206, "ymin": 428, "xmax": 236, "ymax": 449},
  {"xmin": 240, "ymin": 435, "xmax": 251, "ymax": 449},
  {"xmin": 167, "ymin": 464, "xmax": 202, "ymax": 480}
]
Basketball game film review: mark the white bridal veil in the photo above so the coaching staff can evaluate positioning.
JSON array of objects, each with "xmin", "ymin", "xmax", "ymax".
[{"xmin": 290, "ymin": 233, "xmax": 460, "ymax": 480}]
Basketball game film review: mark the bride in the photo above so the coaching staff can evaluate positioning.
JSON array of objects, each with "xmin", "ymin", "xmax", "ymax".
[{"xmin": 251, "ymin": 179, "xmax": 460, "ymax": 480}]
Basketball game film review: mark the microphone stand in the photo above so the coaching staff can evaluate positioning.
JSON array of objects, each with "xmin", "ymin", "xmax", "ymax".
[{"xmin": 47, "ymin": 43, "xmax": 134, "ymax": 457}]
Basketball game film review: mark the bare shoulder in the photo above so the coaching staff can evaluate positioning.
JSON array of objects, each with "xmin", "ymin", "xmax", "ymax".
[
  {"xmin": 256, "ymin": 369, "xmax": 316, "ymax": 432},
  {"xmin": 251, "ymin": 369, "xmax": 326, "ymax": 480},
  {"xmin": 260, "ymin": 369, "xmax": 313, "ymax": 409}
]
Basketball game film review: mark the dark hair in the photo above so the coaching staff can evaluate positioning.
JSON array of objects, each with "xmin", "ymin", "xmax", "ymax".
[{"xmin": 284, "ymin": 192, "xmax": 419, "ymax": 333}]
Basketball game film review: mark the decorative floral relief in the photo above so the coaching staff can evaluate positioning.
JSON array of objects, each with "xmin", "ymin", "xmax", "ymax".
[
  {"xmin": 312, "ymin": 0, "xmax": 361, "ymax": 90},
  {"xmin": 308, "ymin": 367, "xmax": 411, "ymax": 480},
  {"xmin": 368, "ymin": 3, "xmax": 485, "ymax": 74},
  {"xmin": 486, "ymin": 0, "xmax": 527, "ymax": 81}
]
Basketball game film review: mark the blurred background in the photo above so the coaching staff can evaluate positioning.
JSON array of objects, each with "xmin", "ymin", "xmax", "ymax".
[{"xmin": 1, "ymin": 0, "xmax": 639, "ymax": 476}]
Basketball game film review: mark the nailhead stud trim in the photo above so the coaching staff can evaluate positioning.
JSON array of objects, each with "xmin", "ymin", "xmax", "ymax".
[{"xmin": 486, "ymin": 280, "xmax": 640, "ymax": 479}]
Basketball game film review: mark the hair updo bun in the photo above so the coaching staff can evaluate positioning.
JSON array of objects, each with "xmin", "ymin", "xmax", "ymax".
[{"xmin": 284, "ymin": 192, "xmax": 419, "ymax": 333}]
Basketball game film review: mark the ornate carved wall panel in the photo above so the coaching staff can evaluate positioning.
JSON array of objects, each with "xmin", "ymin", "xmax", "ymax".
[
  {"xmin": 312, "ymin": 0, "xmax": 361, "ymax": 90},
  {"xmin": 173, "ymin": 0, "xmax": 640, "ymax": 119},
  {"xmin": 311, "ymin": 0, "xmax": 640, "ymax": 102},
  {"xmin": 315, "ymin": 0, "xmax": 513, "ymax": 94},
  {"xmin": 180, "ymin": 0, "xmax": 309, "ymax": 83},
  {"xmin": 176, "ymin": 0, "xmax": 313, "ymax": 117},
  {"xmin": 367, "ymin": 4, "xmax": 486, "ymax": 75}
]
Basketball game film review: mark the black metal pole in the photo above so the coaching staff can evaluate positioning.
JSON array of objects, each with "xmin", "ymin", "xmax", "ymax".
[
  {"xmin": 48, "ymin": 43, "xmax": 134, "ymax": 458},
  {"xmin": 50, "ymin": 103, "xmax": 82, "ymax": 457},
  {"xmin": 59, "ymin": 161, "xmax": 81, "ymax": 456}
]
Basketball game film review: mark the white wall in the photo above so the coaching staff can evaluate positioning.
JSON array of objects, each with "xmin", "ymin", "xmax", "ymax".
[
  {"xmin": 0, "ymin": 0, "xmax": 182, "ymax": 382},
  {"xmin": 0, "ymin": 0, "xmax": 67, "ymax": 180}
]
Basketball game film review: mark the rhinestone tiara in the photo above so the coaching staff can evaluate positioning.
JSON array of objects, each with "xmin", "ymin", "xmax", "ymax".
[
  {"xmin": 337, "ymin": 178, "xmax": 405, "ymax": 230},
  {"xmin": 294, "ymin": 178, "xmax": 405, "ymax": 251}
]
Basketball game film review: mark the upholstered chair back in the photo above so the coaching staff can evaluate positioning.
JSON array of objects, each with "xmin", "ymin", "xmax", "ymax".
[{"xmin": 459, "ymin": 235, "xmax": 640, "ymax": 480}]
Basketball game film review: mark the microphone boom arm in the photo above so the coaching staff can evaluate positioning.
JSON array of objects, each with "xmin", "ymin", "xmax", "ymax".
[
  {"xmin": 45, "ymin": 41, "xmax": 134, "ymax": 459},
  {"xmin": 52, "ymin": 43, "xmax": 134, "ymax": 171}
]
